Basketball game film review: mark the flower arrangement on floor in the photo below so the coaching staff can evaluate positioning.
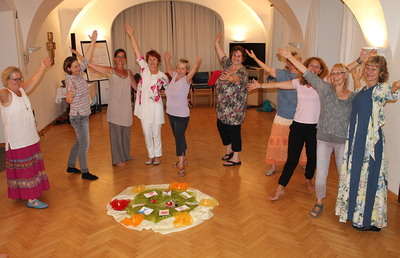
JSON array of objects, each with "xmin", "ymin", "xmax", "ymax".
[{"xmin": 107, "ymin": 182, "xmax": 219, "ymax": 234}]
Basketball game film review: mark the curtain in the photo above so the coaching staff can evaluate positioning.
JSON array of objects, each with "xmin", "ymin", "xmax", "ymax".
[{"xmin": 111, "ymin": 1, "xmax": 223, "ymax": 73}]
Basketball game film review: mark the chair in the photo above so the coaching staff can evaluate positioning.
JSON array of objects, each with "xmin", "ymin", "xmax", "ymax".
[{"xmin": 191, "ymin": 71, "xmax": 212, "ymax": 107}]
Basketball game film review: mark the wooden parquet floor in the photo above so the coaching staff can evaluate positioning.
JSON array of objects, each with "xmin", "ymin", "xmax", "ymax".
[{"xmin": 1, "ymin": 105, "xmax": 400, "ymax": 258}]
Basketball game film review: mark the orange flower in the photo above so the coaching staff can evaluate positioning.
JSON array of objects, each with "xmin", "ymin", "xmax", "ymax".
[
  {"xmin": 199, "ymin": 198, "xmax": 219, "ymax": 207},
  {"xmin": 173, "ymin": 212, "xmax": 193, "ymax": 227},
  {"xmin": 120, "ymin": 213, "xmax": 144, "ymax": 227},
  {"xmin": 169, "ymin": 182, "xmax": 189, "ymax": 190},
  {"xmin": 132, "ymin": 185, "xmax": 146, "ymax": 194}
]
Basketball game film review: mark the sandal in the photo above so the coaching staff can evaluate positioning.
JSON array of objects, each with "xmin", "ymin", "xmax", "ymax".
[
  {"xmin": 178, "ymin": 168, "xmax": 186, "ymax": 177},
  {"xmin": 221, "ymin": 152, "xmax": 234, "ymax": 161},
  {"xmin": 310, "ymin": 204, "xmax": 323, "ymax": 218},
  {"xmin": 172, "ymin": 160, "xmax": 188, "ymax": 168}
]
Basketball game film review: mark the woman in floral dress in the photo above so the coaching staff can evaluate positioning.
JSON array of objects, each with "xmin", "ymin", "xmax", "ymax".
[
  {"xmin": 335, "ymin": 55, "xmax": 400, "ymax": 231},
  {"xmin": 214, "ymin": 33, "xmax": 248, "ymax": 166}
]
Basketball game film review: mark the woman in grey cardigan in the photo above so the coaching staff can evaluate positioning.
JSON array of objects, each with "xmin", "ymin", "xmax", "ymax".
[{"xmin": 278, "ymin": 47, "xmax": 374, "ymax": 218}]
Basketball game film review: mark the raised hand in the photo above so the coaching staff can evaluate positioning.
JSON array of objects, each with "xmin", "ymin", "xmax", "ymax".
[
  {"xmin": 42, "ymin": 57, "xmax": 52, "ymax": 67},
  {"xmin": 215, "ymin": 32, "xmax": 222, "ymax": 44},
  {"xmin": 164, "ymin": 51, "xmax": 171, "ymax": 61},
  {"xmin": 245, "ymin": 49, "xmax": 257, "ymax": 59},
  {"xmin": 359, "ymin": 48, "xmax": 377, "ymax": 63},
  {"xmin": 125, "ymin": 24, "xmax": 134, "ymax": 35},
  {"xmin": 277, "ymin": 47, "xmax": 291, "ymax": 59},
  {"xmin": 89, "ymin": 30, "xmax": 98, "ymax": 42}
]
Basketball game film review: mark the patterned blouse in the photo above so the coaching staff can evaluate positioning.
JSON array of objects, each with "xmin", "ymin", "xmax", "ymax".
[
  {"xmin": 215, "ymin": 56, "xmax": 248, "ymax": 125},
  {"xmin": 65, "ymin": 58, "xmax": 91, "ymax": 116}
]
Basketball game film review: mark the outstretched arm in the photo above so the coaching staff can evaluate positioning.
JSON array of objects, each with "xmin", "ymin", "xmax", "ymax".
[
  {"xmin": 247, "ymin": 79, "xmax": 294, "ymax": 91},
  {"xmin": 391, "ymin": 80, "xmax": 400, "ymax": 94},
  {"xmin": 186, "ymin": 56, "xmax": 202, "ymax": 84},
  {"xmin": 83, "ymin": 30, "xmax": 98, "ymax": 61},
  {"xmin": 125, "ymin": 24, "xmax": 141, "ymax": 58},
  {"xmin": 22, "ymin": 57, "xmax": 52, "ymax": 93},
  {"xmin": 70, "ymin": 47, "xmax": 83, "ymax": 59},
  {"xmin": 278, "ymin": 47, "xmax": 306, "ymax": 74},
  {"xmin": 214, "ymin": 33, "xmax": 226, "ymax": 61},
  {"xmin": 246, "ymin": 49, "xmax": 276, "ymax": 77},
  {"xmin": 88, "ymin": 63, "xmax": 113, "ymax": 77},
  {"xmin": 347, "ymin": 48, "xmax": 377, "ymax": 71},
  {"xmin": 163, "ymin": 52, "xmax": 174, "ymax": 76}
]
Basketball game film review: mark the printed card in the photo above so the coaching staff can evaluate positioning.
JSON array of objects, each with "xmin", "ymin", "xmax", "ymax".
[
  {"xmin": 131, "ymin": 203, "xmax": 145, "ymax": 208},
  {"xmin": 159, "ymin": 209, "xmax": 170, "ymax": 216},
  {"xmin": 175, "ymin": 205, "xmax": 190, "ymax": 211},
  {"xmin": 179, "ymin": 192, "xmax": 192, "ymax": 199},
  {"xmin": 143, "ymin": 191, "xmax": 158, "ymax": 198},
  {"xmin": 138, "ymin": 206, "xmax": 154, "ymax": 215},
  {"xmin": 185, "ymin": 201, "xmax": 199, "ymax": 206},
  {"xmin": 162, "ymin": 190, "xmax": 172, "ymax": 196}
]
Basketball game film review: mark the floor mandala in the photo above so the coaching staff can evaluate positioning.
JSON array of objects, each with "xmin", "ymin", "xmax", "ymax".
[{"xmin": 107, "ymin": 182, "xmax": 219, "ymax": 234}]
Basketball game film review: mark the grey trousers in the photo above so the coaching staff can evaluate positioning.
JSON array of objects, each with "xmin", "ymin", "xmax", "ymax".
[{"xmin": 109, "ymin": 122, "xmax": 131, "ymax": 165}]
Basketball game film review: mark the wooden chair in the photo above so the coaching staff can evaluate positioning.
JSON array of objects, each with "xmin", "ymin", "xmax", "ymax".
[{"xmin": 191, "ymin": 71, "xmax": 212, "ymax": 107}]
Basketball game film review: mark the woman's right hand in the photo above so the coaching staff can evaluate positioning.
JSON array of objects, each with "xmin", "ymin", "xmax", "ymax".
[
  {"xmin": 246, "ymin": 79, "xmax": 260, "ymax": 91},
  {"xmin": 125, "ymin": 24, "xmax": 133, "ymax": 35},
  {"xmin": 277, "ymin": 47, "xmax": 291, "ymax": 59},
  {"xmin": 351, "ymin": 66, "xmax": 363, "ymax": 81},
  {"xmin": 245, "ymin": 49, "xmax": 256, "ymax": 59},
  {"xmin": 164, "ymin": 51, "xmax": 171, "ymax": 61}
]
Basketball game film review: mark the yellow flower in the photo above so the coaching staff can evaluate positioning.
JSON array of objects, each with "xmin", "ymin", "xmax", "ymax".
[
  {"xmin": 173, "ymin": 212, "xmax": 193, "ymax": 227},
  {"xmin": 132, "ymin": 185, "xmax": 146, "ymax": 194},
  {"xmin": 200, "ymin": 198, "xmax": 219, "ymax": 207}
]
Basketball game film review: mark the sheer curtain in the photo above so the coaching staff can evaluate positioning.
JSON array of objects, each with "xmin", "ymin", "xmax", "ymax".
[{"xmin": 112, "ymin": 1, "xmax": 223, "ymax": 73}]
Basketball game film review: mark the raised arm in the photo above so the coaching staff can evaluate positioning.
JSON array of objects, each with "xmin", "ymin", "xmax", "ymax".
[
  {"xmin": 22, "ymin": 57, "xmax": 52, "ymax": 93},
  {"xmin": 125, "ymin": 24, "xmax": 141, "ymax": 58},
  {"xmin": 351, "ymin": 66, "xmax": 363, "ymax": 90},
  {"xmin": 214, "ymin": 33, "xmax": 226, "ymax": 61},
  {"xmin": 186, "ymin": 56, "xmax": 202, "ymax": 84},
  {"xmin": 247, "ymin": 79, "xmax": 294, "ymax": 91},
  {"xmin": 347, "ymin": 49, "xmax": 377, "ymax": 71},
  {"xmin": 163, "ymin": 51, "xmax": 174, "ymax": 76},
  {"xmin": 70, "ymin": 47, "xmax": 83, "ymax": 60},
  {"xmin": 83, "ymin": 30, "xmax": 98, "ymax": 61},
  {"xmin": 278, "ymin": 47, "xmax": 307, "ymax": 74},
  {"xmin": 246, "ymin": 49, "xmax": 277, "ymax": 77}
]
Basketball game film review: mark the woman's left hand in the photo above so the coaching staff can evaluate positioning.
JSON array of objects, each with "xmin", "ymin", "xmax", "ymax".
[
  {"xmin": 219, "ymin": 71, "xmax": 230, "ymax": 81},
  {"xmin": 42, "ymin": 57, "xmax": 52, "ymax": 68}
]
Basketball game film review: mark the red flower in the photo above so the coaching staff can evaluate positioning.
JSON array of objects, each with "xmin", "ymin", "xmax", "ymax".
[{"xmin": 110, "ymin": 199, "xmax": 131, "ymax": 211}]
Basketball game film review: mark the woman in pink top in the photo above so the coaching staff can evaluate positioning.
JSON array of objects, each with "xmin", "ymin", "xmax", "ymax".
[
  {"xmin": 248, "ymin": 56, "xmax": 328, "ymax": 201},
  {"xmin": 164, "ymin": 52, "xmax": 201, "ymax": 176}
]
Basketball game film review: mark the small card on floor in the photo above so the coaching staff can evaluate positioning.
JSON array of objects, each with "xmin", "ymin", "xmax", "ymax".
[
  {"xmin": 179, "ymin": 192, "xmax": 192, "ymax": 199},
  {"xmin": 144, "ymin": 191, "xmax": 158, "ymax": 198},
  {"xmin": 175, "ymin": 205, "xmax": 190, "ymax": 211},
  {"xmin": 162, "ymin": 190, "xmax": 172, "ymax": 196},
  {"xmin": 159, "ymin": 209, "xmax": 170, "ymax": 216},
  {"xmin": 138, "ymin": 206, "xmax": 154, "ymax": 215},
  {"xmin": 131, "ymin": 203, "xmax": 145, "ymax": 208}
]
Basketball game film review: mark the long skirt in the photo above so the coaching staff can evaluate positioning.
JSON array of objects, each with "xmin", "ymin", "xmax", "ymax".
[
  {"xmin": 265, "ymin": 115, "xmax": 306, "ymax": 166},
  {"xmin": 6, "ymin": 142, "xmax": 50, "ymax": 200}
]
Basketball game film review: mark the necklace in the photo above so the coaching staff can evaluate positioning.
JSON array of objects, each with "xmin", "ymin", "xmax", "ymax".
[{"xmin": 10, "ymin": 89, "xmax": 29, "ymax": 111}]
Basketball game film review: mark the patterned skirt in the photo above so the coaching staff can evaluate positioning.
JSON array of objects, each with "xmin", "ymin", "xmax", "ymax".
[
  {"xmin": 6, "ymin": 142, "xmax": 50, "ymax": 200},
  {"xmin": 265, "ymin": 115, "xmax": 307, "ymax": 166}
]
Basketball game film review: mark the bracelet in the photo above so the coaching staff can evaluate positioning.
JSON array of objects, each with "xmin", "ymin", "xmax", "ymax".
[{"xmin": 356, "ymin": 57, "xmax": 362, "ymax": 64}]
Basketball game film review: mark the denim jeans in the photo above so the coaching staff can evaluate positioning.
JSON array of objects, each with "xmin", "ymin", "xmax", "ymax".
[{"xmin": 68, "ymin": 114, "xmax": 90, "ymax": 173}]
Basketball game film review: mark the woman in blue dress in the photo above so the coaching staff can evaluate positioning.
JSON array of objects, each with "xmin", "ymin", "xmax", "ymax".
[{"xmin": 335, "ymin": 55, "xmax": 400, "ymax": 231}]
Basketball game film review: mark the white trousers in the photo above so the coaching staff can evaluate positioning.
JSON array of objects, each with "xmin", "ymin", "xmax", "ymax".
[
  {"xmin": 140, "ymin": 120, "xmax": 162, "ymax": 158},
  {"xmin": 315, "ymin": 139, "xmax": 345, "ymax": 199}
]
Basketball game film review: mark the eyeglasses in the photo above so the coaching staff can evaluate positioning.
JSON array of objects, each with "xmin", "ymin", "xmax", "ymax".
[
  {"xmin": 9, "ymin": 77, "xmax": 23, "ymax": 82},
  {"xmin": 330, "ymin": 72, "xmax": 346, "ymax": 76}
]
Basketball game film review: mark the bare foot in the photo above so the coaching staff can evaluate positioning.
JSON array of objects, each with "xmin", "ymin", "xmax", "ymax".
[
  {"xmin": 306, "ymin": 179, "xmax": 315, "ymax": 190},
  {"xmin": 269, "ymin": 188, "xmax": 284, "ymax": 201},
  {"xmin": 129, "ymin": 156, "xmax": 137, "ymax": 160},
  {"xmin": 116, "ymin": 162, "xmax": 126, "ymax": 167}
]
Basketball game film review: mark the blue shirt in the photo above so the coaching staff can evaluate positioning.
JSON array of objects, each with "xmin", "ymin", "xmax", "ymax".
[{"xmin": 275, "ymin": 69, "xmax": 298, "ymax": 119}]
